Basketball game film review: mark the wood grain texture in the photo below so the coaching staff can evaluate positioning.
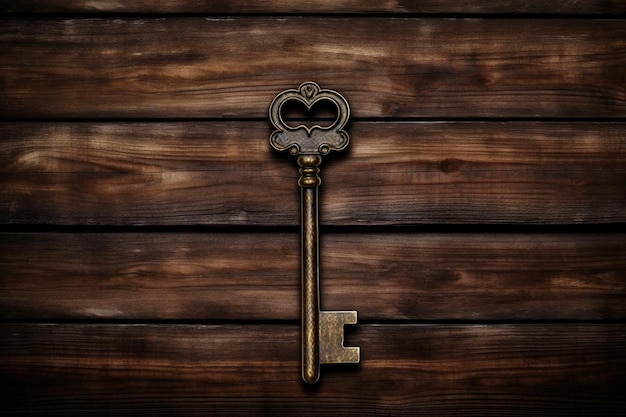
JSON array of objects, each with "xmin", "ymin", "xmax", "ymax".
[
  {"xmin": 2, "ymin": 0, "xmax": 626, "ymax": 14},
  {"xmin": 2, "ymin": 232, "xmax": 624, "ymax": 320},
  {"xmin": 1, "ymin": 18, "xmax": 625, "ymax": 119},
  {"xmin": 1, "ymin": 7, "xmax": 623, "ymax": 417},
  {"xmin": 1, "ymin": 323, "xmax": 624, "ymax": 416},
  {"xmin": 1, "ymin": 122, "xmax": 625, "ymax": 225}
]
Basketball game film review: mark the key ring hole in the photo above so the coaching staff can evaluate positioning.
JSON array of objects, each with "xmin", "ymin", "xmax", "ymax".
[{"xmin": 280, "ymin": 99, "xmax": 340, "ymax": 130}]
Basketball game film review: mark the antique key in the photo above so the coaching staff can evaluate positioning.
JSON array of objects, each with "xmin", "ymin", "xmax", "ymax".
[{"xmin": 269, "ymin": 82, "xmax": 360, "ymax": 384}]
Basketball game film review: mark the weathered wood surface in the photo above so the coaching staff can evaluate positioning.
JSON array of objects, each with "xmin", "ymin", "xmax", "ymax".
[
  {"xmin": 2, "ymin": 122, "xmax": 624, "ymax": 225},
  {"xmin": 1, "ymin": 323, "xmax": 624, "ymax": 416},
  {"xmin": 2, "ymin": 0, "xmax": 626, "ymax": 14},
  {"xmin": 2, "ymin": 232, "xmax": 624, "ymax": 320},
  {"xmin": 1, "ymin": 18, "xmax": 625, "ymax": 119}
]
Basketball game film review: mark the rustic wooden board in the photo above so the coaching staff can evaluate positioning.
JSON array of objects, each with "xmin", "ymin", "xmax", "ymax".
[
  {"xmin": 1, "ymin": 7, "xmax": 623, "ymax": 417},
  {"xmin": 2, "ymin": 0, "xmax": 625, "ymax": 14},
  {"xmin": 2, "ymin": 232, "xmax": 624, "ymax": 320},
  {"xmin": 2, "ymin": 122, "xmax": 625, "ymax": 225},
  {"xmin": 1, "ymin": 18, "xmax": 625, "ymax": 119},
  {"xmin": 1, "ymin": 323, "xmax": 624, "ymax": 416}
]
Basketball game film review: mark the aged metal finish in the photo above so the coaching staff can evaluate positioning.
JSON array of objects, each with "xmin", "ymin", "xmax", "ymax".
[
  {"xmin": 269, "ymin": 82, "xmax": 360, "ymax": 384},
  {"xmin": 319, "ymin": 311, "xmax": 359, "ymax": 364},
  {"xmin": 269, "ymin": 81, "xmax": 350, "ymax": 156}
]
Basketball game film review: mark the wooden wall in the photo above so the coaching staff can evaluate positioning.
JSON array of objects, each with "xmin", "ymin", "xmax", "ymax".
[{"xmin": 1, "ymin": 2, "xmax": 625, "ymax": 415}]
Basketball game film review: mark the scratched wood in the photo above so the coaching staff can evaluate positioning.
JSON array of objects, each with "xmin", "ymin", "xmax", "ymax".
[
  {"xmin": 2, "ymin": 0, "xmax": 625, "ymax": 14},
  {"xmin": 2, "ymin": 323, "xmax": 624, "ymax": 416},
  {"xmin": 1, "ymin": 122, "xmax": 624, "ymax": 225},
  {"xmin": 1, "ymin": 18, "xmax": 625, "ymax": 119},
  {"xmin": 2, "ymin": 232, "xmax": 624, "ymax": 320}
]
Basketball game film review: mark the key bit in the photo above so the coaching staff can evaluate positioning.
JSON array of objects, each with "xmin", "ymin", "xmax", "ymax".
[
  {"xmin": 269, "ymin": 82, "xmax": 360, "ymax": 384},
  {"xmin": 320, "ymin": 311, "xmax": 360, "ymax": 364}
]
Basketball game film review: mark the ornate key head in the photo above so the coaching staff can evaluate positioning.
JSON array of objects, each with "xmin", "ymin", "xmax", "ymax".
[{"xmin": 269, "ymin": 82, "xmax": 350, "ymax": 156}]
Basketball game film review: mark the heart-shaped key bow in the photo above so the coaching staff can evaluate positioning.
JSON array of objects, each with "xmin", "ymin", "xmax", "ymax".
[{"xmin": 269, "ymin": 81, "xmax": 350, "ymax": 156}]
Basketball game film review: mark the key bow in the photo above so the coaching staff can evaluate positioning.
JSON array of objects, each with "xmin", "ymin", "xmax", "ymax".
[{"xmin": 269, "ymin": 81, "xmax": 350, "ymax": 155}]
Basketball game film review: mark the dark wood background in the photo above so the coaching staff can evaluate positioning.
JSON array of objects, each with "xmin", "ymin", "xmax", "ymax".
[{"xmin": 1, "ymin": 2, "xmax": 625, "ymax": 415}]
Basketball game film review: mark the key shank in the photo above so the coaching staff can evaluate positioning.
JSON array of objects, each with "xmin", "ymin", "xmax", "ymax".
[
  {"xmin": 298, "ymin": 155, "xmax": 360, "ymax": 383},
  {"xmin": 298, "ymin": 155, "xmax": 322, "ymax": 384}
]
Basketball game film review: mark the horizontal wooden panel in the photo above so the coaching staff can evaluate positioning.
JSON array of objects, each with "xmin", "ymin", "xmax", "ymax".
[
  {"xmin": 1, "ymin": 323, "xmax": 624, "ymax": 416},
  {"xmin": 2, "ymin": 0, "xmax": 626, "ymax": 14},
  {"xmin": 2, "ymin": 233, "xmax": 624, "ymax": 320},
  {"xmin": 1, "ymin": 18, "xmax": 625, "ymax": 118},
  {"xmin": 1, "ymin": 122, "xmax": 625, "ymax": 225}
]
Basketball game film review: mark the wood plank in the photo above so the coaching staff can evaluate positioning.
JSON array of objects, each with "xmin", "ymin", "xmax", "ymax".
[
  {"xmin": 1, "ymin": 18, "xmax": 625, "ymax": 118},
  {"xmin": 2, "ymin": 233, "xmax": 625, "ymax": 320},
  {"xmin": 1, "ymin": 323, "xmax": 624, "ymax": 416},
  {"xmin": 1, "ymin": 122, "xmax": 625, "ymax": 225},
  {"xmin": 2, "ymin": 0, "xmax": 626, "ymax": 14}
]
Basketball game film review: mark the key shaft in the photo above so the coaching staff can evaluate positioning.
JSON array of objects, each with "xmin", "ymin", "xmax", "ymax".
[{"xmin": 299, "ymin": 155, "xmax": 322, "ymax": 383}]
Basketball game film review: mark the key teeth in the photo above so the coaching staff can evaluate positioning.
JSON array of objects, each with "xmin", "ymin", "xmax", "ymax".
[{"xmin": 319, "ymin": 310, "xmax": 360, "ymax": 365}]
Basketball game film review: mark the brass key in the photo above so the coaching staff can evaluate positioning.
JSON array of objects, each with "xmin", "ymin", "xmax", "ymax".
[{"xmin": 269, "ymin": 82, "xmax": 360, "ymax": 384}]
